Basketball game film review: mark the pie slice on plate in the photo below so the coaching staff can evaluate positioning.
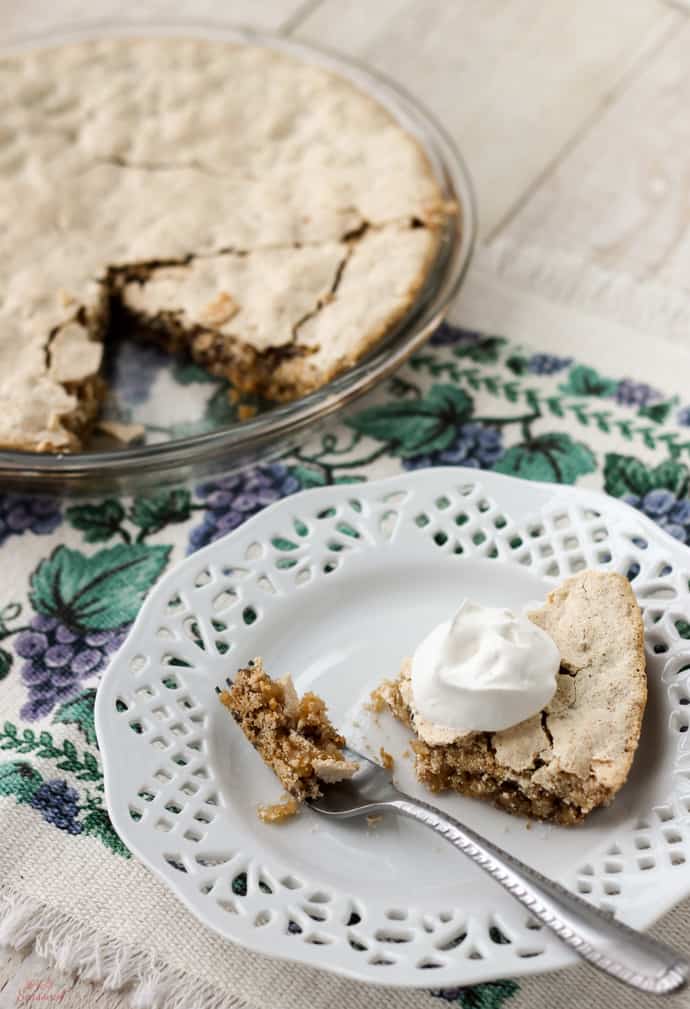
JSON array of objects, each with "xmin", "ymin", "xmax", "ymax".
[{"xmin": 377, "ymin": 570, "xmax": 647, "ymax": 824}]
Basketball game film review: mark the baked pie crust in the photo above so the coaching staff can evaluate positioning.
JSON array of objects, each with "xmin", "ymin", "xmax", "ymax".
[{"xmin": 2, "ymin": 38, "xmax": 445, "ymax": 451}]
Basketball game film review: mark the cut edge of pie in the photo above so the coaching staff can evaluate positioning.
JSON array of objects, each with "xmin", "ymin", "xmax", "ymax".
[
  {"xmin": 374, "ymin": 570, "xmax": 647, "ymax": 825},
  {"xmin": 218, "ymin": 657, "xmax": 357, "ymax": 822}
]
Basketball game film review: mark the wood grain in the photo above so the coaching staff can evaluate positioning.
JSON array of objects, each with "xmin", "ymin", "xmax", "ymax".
[
  {"xmin": 295, "ymin": 0, "xmax": 674, "ymax": 239},
  {"xmin": 502, "ymin": 11, "xmax": 690, "ymax": 290},
  {"xmin": 1, "ymin": 0, "xmax": 315, "ymax": 40}
]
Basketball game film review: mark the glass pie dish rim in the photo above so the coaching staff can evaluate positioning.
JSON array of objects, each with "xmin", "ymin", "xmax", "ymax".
[{"xmin": 0, "ymin": 16, "xmax": 477, "ymax": 491}]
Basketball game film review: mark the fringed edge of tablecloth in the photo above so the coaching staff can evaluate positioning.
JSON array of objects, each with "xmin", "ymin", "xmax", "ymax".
[
  {"xmin": 0, "ymin": 887, "xmax": 247, "ymax": 1009},
  {"xmin": 482, "ymin": 236, "xmax": 690, "ymax": 345}
]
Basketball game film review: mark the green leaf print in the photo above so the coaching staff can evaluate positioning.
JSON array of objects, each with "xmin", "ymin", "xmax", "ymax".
[
  {"xmin": 602, "ymin": 455, "xmax": 650, "ymax": 498},
  {"xmin": 676, "ymin": 620, "xmax": 690, "ymax": 640},
  {"xmin": 453, "ymin": 335, "xmax": 506, "ymax": 364},
  {"xmin": 638, "ymin": 399, "xmax": 675, "ymax": 424},
  {"xmin": 203, "ymin": 385, "xmax": 238, "ymax": 427},
  {"xmin": 81, "ymin": 806, "xmax": 130, "ymax": 858},
  {"xmin": 66, "ymin": 500, "xmax": 126, "ymax": 544},
  {"xmin": 433, "ymin": 979, "xmax": 520, "ymax": 1008},
  {"xmin": 505, "ymin": 354, "xmax": 529, "ymax": 376},
  {"xmin": 0, "ymin": 648, "xmax": 11, "ymax": 680},
  {"xmin": 0, "ymin": 761, "xmax": 43, "ymax": 803},
  {"xmin": 559, "ymin": 364, "xmax": 618, "ymax": 398},
  {"xmin": 348, "ymin": 384, "xmax": 473, "ymax": 458},
  {"xmin": 130, "ymin": 489, "xmax": 192, "ymax": 537},
  {"xmin": 53, "ymin": 688, "xmax": 98, "ymax": 747},
  {"xmin": 172, "ymin": 360, "xmax": 220, "ymax": 385},
  {"xmin": 494, "ymin": 433, "xmax": 596, "ymax": 484},
  {"xmin": 30, "ymin": 543, "xmax": 171, "ymax": 630},
  {"xmin": 289, "ymin": 466, "xmax": 327, "ymax": 490},
  {"xmin": 603, "ymin": 454, "xmax": 688, "ymax": 499}
]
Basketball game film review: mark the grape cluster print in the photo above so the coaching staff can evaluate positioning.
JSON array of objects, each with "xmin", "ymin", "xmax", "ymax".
[
  {"xmin": 0, "ymin": 496, "xmax": 61, "ymax": 546},
  {"xmin": 525, "ymin": 353, "xmax": 572, "ymax": 375},
  {"xmin": 603, "ymin": 454, "xmax": 690, "ymax": 547},
  {"xmin": 403, "ymin": 423, "xmax": 504, "ymax": 471},
  {"xmin": 623, "ymin": 490, "xmax": 690, "ymax": 544},
  {"xmin": 10, "ymin": 541, "xmax": 170, "ymax": 721},
  {"xmin": 16, "ymin": 615, "xmax": 128, "ymax": 721},
  {"xmin": 188, "ymin": 464, "xmax": 300, "ymax": 552},
  {"xmin": 615, "ymin": 379, "xmax": 661, "ymax": 408},
  {"xmin": 30, "ymin": 779, "xmax": 83, "ymax": 835}
]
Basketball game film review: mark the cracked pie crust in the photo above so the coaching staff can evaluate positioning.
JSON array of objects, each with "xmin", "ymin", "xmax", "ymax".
[
  {"xmin": 376, "ymin": 571, "xmax": 647, "ymax": 824},
  {"xmin": 2, "ymin": 38, "xmax": 445, "ymax": 452}
]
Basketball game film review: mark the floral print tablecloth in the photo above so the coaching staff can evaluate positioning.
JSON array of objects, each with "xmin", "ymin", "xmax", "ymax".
[{"xmin": 2, "ymin": 318, "xmax": 690, "ymax": 1009}]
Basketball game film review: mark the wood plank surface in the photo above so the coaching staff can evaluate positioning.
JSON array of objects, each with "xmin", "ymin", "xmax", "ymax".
[
  {"xmin": 0, "ymin": 0, "xmax": 316, "ymax": 40},
  {"xmin": 296, "ymin": 0, "xmax": 675, "ymax": 239},
  {"xmin": 503, "ymin": 9, "xmax": 690, "ymax": 290}
]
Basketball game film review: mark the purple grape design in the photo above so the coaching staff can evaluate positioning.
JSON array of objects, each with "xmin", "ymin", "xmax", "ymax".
[
  {"xmin": 403, "ymin": 423, "xmax": 504, "ymax": 471},
  {"xmin": 30, "ymin": 779, "xmax": 83, "ymax": 835},
  {"xmin": 16, "ymin": 615, "xmax": 129, "ymax": 721},
  {"xmin": 0, "ymin": 495, "xmax": 61, "ymax": 546},
  {"xmin": 188, "ymin": 464, "xmax": 300, "ymax": 553}
]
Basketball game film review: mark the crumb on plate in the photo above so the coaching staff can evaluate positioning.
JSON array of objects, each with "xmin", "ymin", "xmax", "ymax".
[{"xmin": 258, "ymin": 794, "xmax": 300, "ymax": 823}]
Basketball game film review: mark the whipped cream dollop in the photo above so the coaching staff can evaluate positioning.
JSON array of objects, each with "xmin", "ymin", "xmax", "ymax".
[{"xmin": 409, "ymin": 600, "xmax": 559, "ymax": 743}]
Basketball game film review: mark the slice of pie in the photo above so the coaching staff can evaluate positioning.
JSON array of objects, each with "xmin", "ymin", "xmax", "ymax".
[
  {"xmin": 376, "ymin": 570, "xmax": 647, "ymax": 824},
  {"xmin": 2, "ymin": 38, "xmax": 446, "ymax": 451},
  {"xmin": 218, "ymin": 658, "xmax": 357, "ymax": 821}
]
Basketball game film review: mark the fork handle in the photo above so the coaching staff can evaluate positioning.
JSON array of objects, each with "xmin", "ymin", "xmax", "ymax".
[{"xmin": 393, "ymin": 795, "xmax": 687, "ymax": 995}]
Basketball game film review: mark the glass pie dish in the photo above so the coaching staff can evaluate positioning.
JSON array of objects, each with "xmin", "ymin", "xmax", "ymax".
[{"xmin": 0, "ymin": 18, "xmax": 476, "ymax": 494}]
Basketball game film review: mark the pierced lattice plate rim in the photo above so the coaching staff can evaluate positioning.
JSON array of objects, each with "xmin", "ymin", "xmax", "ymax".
[{"xmin": 96, "ymin": 468, "xmax": 690, "ymax": 988}]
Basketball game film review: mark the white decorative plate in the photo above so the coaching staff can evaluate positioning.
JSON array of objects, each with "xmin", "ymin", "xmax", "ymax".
[{"xmin": 96, "ymin": 468, "xmax": 690, "ymax": 987}]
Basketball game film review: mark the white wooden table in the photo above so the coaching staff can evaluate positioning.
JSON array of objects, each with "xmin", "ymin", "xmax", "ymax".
[{"xmin": 1, "ymin": 0, "xmax": 688, "ymax": 1004}]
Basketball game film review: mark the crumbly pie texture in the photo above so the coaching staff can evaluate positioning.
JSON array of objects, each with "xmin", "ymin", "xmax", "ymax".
[
  {"xmin": 1, "ymin": 38, "xmax": 445, "ymax": 452},
  {"xmin": 218, "ymin": 658, "xmax": 357, "ymax": 821},
  {"xmin": 377, "ymin": 571, "xmax": 647, "ymax": 825}
]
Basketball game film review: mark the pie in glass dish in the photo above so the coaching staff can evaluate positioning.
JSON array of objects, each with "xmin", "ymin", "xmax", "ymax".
[{"xmin": 1, "ymin": 38, "xmax": 446, "ymax": 452}]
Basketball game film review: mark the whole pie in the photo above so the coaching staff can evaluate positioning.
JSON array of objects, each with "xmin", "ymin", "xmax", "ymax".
[
  {"xmin": 1, "ymin": 38, "xmax": 446, "ymax": 452},
  {"xmin": 376, "ymin": 570, "xmax": 647, "ymax": 824}
]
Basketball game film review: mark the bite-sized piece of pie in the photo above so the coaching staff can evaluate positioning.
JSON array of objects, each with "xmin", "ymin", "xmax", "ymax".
[
  {"xmin": 376, "ymin": 570, "xmax": 647, "ymax": 825},
  {"xmin": 218, "ymin": 658, "xmax": 357, "ymax": 821}
]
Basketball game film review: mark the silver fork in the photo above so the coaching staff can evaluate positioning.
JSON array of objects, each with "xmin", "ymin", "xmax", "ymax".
[{"xmin": 308, "ymin": 745, "xmax": 688, "ymax": 995}]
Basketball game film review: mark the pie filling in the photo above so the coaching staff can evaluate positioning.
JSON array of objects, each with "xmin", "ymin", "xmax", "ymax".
[
  {"xmin": 375, "ymin": 674, "xmax": 599, "ymax": 826},
  {"xmin": 218, "ymin": 658, "xmax": 357, "ymax": 820},
  {"xmin": 52, "ymin": 216, "xmax": 438, "ymax": 448}
]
